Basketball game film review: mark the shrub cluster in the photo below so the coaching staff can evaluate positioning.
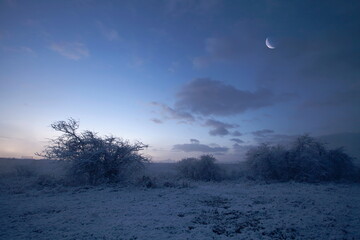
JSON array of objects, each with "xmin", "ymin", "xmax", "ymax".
[
  {"xmin": 37, "ymin": 119, "xmax": 149, "ymax": 185},
  {"xmin": 176, "ymin": 155, "xmax": 222, "ymax": 181},
  {"xmin": 246, "ymin": 135, "xmax": 359, "ymax": 182}
]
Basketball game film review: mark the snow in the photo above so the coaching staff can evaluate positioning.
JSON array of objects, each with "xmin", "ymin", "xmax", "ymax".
[{"xmin": 1, "ymin": 179, "xmax": 359, "ymax": 239}]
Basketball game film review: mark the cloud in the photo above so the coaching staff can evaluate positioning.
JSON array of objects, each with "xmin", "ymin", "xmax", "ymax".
[
  {"xmin": 204, "ymin": 119, "xmax": 238, "ymax": 136},
  {"xmin": 2, "ymin": 46, "xmax": 35, "ymax": 54},
  {"xmin": 151, "ymin": 102, "xmax": 195, "ymax": 123},
  {"xmin": 50, "ymin": 42, "xmax": 89, "ymax": 60},
  {"xmin": 252, "ymin": 129, "xmax": 274, "ymax": 137},
  {"xmin": 173, "ymin": 140, "xmax": 228, "ymax": 153},
  {"xmin": 209, "ymin": 128, "xmax": 228, "ymax": 136},
  {"xmin": 230, "ymin": 138, "xmax": 244, "ymax": 144},
  {"xmin": 190, "ymin": 138, "xmax": 200, "ymax": 144},
  {"xmin": 175, "ymin": 78, "xmax": 284, "ymax": 116},
  {"xmin": 96, "ymin": 21, "xmax": 120, "ymax": 41},
  {"xmin": 231, "ymin": 131, "xmax": 243, "ymax": 136},
  {"xmin": 150, "ymin": 118, "xmax": 163, "ymax": 124}
]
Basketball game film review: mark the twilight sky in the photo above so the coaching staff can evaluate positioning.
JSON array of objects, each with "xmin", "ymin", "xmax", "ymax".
[{"xmin": 1, "ymin": 0, "xmax": 359, "ymax": 162}]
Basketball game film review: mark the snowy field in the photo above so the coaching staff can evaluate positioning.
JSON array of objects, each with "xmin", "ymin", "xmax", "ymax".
[{"xmin": 1, "ymin": 171, "xmax": 360, "ymax": 240}]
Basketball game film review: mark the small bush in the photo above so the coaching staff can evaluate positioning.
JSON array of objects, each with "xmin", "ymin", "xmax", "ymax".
[
  {"xmin": 136, "ymin": 176, "xmax": 157, "ymax": 188},
  {"xmin": 245, "ymin": 135, "xmax": 359, "ymax": 182},
  {"xmin": 176, "ymin": 155, "xmax": 222, "ymax": 181},
  {"xmin": 176, "ymin": 157, "xmax": 198, "ymax": 180},
  {"xmin": 37, "ymin": 118, "xmax": 149, "ymax": 185},
  {"xmin": 36, "ymin": 174, "xmax": 59, "ymax": 187}
]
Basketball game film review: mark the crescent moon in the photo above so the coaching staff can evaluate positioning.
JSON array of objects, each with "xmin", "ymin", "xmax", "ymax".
[{"xmin": 265, "ymin": 38, "xmax": 275, "ymax": 49}]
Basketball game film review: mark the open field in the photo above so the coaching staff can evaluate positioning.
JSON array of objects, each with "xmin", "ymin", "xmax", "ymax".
[{"xmin": 0, "ymin": 159, "xmax": 359, "ymax": 240}]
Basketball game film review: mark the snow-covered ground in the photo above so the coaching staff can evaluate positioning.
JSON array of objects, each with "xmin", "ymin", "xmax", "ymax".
[{"xmin": 1, "ymin": 178, "xmax": 359, "ymax": 240}]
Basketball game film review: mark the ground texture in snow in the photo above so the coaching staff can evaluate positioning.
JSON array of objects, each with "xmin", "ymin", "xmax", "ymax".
[{"xmin": 1, "ymin": 180, "xmax": 359, "ymax": 240}]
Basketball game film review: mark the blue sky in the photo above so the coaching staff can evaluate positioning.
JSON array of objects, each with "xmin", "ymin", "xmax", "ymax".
[{"xmin": 1, "ymin": 0, "xmax": 359, "ymax": 161}]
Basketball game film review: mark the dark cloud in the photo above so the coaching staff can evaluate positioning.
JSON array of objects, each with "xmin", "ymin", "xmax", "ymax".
[
  {"xmin": 190, "ymin": 138, "xmax": 200, "ymax": 144},
  {"xmin": 209, "ymin": 128, "xmax": 228, "ymax": 136},
  {"xmin": 204, "ymin": 119, "xmax": 238, "ymax": 136},
  {"xmin": 175, "ymin": 78, "xmax": 287, "ymax": 116},
  {"xmin": 252, "ymin": 129, "xmax": 274, "ymax": 137},
  {"xmin": 173, "ymin": 139, "xmax": 228, "ymax": 153},
  {"xmin": 151, "ymin": 102, "xmax": 195, "ymax": 123},
  {"xmin": 230, "ymin": 138, "xmax": 244, "ymax": 144},
  {"xmin": 231, "ymin": 131, "xmax": 243, "ymax": 136},
  {"xmin": 150, "ymin": 118, "xmax": 163, "ymax": 124}
]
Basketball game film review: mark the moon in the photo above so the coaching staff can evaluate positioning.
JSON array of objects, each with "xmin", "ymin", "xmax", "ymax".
[{"xmin": 265, "ymin": 37, "xmax": 276, "ymax": 49}]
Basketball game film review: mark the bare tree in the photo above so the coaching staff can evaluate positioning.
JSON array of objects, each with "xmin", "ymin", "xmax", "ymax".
[{"xmin": 37, "ymin": 118, "xmax": 149, "ymax": 185}]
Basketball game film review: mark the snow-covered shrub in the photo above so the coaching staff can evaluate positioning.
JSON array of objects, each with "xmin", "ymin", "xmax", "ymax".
[
  {"xmin": 176, "ymin": 155, "xmax": 222, "ymax": 181},
  {"xmin": 136, "ymin": 176, "xmax": 157, "ymax": 188},
  {"xmin": 284, "ymin": 135, "xmax": 328, "ymax": 181},
  {"xmin": 246, "ymin": 135, "xmax": 358, "ymax": 182},
  {"xmin": 36, "ymin": 174, "xmax": 58, "ymax": 187},
  {"xmin": 245, "ymin": 144, "xmax": 288, "ymax": 181},
  {"xmin": 176, "ymin": 157, "xmax": 198, "ymax": 180},
  {"xmin": 37, "ymin": 118, "xmax": 149, "ymax": 185}
]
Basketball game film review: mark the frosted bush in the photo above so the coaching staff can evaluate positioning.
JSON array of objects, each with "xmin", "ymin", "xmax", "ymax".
[
  {"xmin": 246, "ymin": 135, "xmax": 358, "ymax": 182},
  {"xmin": 37, "ymin": 118, "xmax": 149, "ymax": 185},
  {"xmin": 245, "ymin": 144, "xmax": 288, "ymax": 181},
  {"xmin": 176, "ymin": 157, "xmax": 198, "ymax": 180},
  {"xmin": 176, "ymin": 155, "xmax": 222, "ymax": 181}
]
